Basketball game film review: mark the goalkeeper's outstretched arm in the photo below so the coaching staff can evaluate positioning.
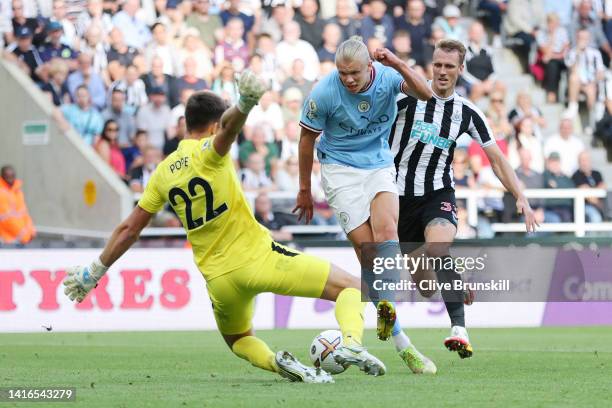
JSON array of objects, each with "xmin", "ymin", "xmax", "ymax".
[
  {"xmin": 213, "ymin": 71, "xmax": 268, "ymax": 156},
  {"xmin": 212, "ymin": 106, "xmax": 249, "ymax": 157},
  {"xmin": 63, "ymin": 206, "xmax": 152, "ymax": 302},
  {"xmin": 99, "ymin": 206, "xmax": 153, "ymax": 266}
]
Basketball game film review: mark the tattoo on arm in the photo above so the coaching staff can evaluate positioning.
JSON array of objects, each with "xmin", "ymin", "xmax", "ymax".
[{"xmin": 425, "ymin": 217, "xmax": 453, "ymax": 230}]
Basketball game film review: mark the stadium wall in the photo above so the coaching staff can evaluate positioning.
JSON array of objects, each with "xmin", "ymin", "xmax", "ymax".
[
  {"xmin": 2, "ymin": 247, "xmax": 611, "ymax": 333},
  {"xmin": 0, "ymin": 60, "xmax": 132, "ymax": 235}
]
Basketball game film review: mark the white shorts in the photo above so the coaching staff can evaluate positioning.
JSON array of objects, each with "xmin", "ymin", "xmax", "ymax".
[{"xmin": 321, "ymin": 164, "xmax": 398, "ymax": 234}]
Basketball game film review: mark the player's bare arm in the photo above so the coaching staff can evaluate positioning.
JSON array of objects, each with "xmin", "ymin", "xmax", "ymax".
[
  {"xmin": 373, "ymin": 47, "xmax": 432, "ymax": 100},
  {"xmin": 100, "ymin": 206, "xmax": 153, "ymax": 266},
  {"xmin": 63, "ymin": 206, "xmax": 153, "ymax": 302},
  {"xmin": 213, "ymin": 71, "xmax": 268, "ymax": 156},
  {"xmin": 484, "ymin": 143, "xmax": 538, "ymax": 233},
  {"xmin": 293, "ymin": 127, "xmax": 319, "ymax": 223}
]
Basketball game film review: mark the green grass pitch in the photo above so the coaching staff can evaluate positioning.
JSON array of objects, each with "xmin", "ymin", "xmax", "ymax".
[{"xmin": 1, "ymin": 327, "xmax": 611, "ymax": 407}]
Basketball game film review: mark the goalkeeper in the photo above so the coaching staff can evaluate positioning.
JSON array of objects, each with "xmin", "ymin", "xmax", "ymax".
[{"xmin": 63, "ymin": 71, "xmax": 385, "ymax": 383}]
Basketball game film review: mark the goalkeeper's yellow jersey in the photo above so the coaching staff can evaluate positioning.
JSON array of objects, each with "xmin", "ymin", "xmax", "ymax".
[{"xmin": 138, "ymin": 137, "xmax": 272, "ymax": 281}]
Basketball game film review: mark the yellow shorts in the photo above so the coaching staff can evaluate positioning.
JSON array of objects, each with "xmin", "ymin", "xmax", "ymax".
[{"xmin": 206, "ymin": 242, "xmax": 330, "ymax": 335}]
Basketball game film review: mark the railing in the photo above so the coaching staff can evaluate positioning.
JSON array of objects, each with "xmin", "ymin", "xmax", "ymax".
[
  {"xmin": 40, "ymin": 188, "xmax": 610, "ymax": 238},
  {"xmin": 140, "ymin": 188, "xmax": 609, "ymax": 238},
  {"xmin": 455, "ymin": 188, "xmax": 610, "ymax": 237}
]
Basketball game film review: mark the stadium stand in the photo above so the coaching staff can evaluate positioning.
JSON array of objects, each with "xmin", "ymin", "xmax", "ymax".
[{"xmin": 2, "ymin": 0, "xmax": 612, "ymax": 244}]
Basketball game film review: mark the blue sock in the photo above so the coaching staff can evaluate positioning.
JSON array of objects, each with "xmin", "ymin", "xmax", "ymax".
[{"xmin": 391, "ymin": 316, "xmax": 402, "ymax": 336}]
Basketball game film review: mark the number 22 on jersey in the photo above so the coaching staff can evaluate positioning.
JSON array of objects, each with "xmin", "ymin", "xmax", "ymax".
[{"xmin": 168, "ymin": 176, "xmax": 228, "ymax": 230}]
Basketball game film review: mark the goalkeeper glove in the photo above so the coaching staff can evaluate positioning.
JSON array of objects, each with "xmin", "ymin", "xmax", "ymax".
[
  {"xmin": 236, "ymin": 70, "xmax": 268, "ymax": 114},
  {"xmin": 63, "ymin": 258, "xmax": 108, "ymax": 303}
]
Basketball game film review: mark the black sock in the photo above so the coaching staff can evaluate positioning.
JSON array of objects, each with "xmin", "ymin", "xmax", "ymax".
[{"xmin": 435, "ymin": 256, "xmax": 465, "ymax": 328}]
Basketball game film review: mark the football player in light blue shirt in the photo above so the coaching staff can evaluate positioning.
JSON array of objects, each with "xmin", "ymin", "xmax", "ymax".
[
  {"xmin": 299, "ymin": 59, "xmax": 403, "ymax": 169},
  {"xmin": 294, "ymin": 36, "xmax": 437, "ymax": 374}
]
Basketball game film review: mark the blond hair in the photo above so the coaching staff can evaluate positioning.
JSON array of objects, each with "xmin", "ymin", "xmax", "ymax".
[
  {"xmin": 335, "ymin": 35, "xmax": 370, "ymax": 64},
  {"xmin": 48, "ymin": 58, "xmax": 69, "ymax": 77}
]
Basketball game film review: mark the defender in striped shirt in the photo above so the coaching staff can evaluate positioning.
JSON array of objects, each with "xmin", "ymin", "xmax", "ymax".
[{"xmin": 389, "ymin": 39, "xmax": 538, "ymax": 359}]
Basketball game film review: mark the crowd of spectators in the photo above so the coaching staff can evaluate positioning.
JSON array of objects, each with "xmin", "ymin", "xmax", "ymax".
[{"xmin": 1, "ymin": 0, "xmax": 610, "ymax": 238}]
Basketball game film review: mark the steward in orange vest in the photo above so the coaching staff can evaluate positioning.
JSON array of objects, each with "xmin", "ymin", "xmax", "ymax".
[{"xmin": 0, "ymin": 166, "xmax": 36, "ymax": 245}]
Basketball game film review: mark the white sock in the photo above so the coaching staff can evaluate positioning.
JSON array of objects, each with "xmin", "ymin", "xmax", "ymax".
[{"xmin": 392, "ymin": 330, "xmax": 411, "ymax": 352}]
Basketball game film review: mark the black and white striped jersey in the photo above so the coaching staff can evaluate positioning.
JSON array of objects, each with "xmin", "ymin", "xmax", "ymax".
[
  {"xmin": 564, "ymin": 46, "xmax": 605, "ymax": 84},
  {"xmin": 389, "ymin": 91, "xmax": 496, "ymax": 197}
]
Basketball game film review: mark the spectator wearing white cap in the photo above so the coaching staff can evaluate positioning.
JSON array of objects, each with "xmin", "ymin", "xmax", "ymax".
[
  {"xmin": 281, "ymin": 87, "xmax": 304, "ymax": 124},
  {"xmin": 432, "ymin": 4, "xmax": 467, "ymax": 44}
]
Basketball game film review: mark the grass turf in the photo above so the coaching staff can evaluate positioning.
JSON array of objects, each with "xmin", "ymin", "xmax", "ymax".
[{"xmin": 1, "ymin": 327, "xmax": 611, "ymax": 408}]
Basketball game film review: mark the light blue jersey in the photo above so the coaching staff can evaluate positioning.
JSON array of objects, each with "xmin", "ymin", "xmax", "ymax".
[{"xmin": 299, "ymin": 61, "xmax": 405, "ymax": 169}]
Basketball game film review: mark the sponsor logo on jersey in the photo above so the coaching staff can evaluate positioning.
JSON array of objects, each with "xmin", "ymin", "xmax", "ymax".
[
  {"xmin": 410, "ymin": 120, "xmax": 453, "ymax": 149},
  {"xmin": 338, "ymin": 114, "xmax": 390, "ymax": 136}
]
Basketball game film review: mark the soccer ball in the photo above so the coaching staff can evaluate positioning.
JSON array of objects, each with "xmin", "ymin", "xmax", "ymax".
[{"xmin": 309, "ymin": 330, "xmax": 346, "ymax": 374}]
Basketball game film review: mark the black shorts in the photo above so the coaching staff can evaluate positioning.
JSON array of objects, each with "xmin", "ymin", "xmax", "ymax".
[{"xmin": 398, "ymin": 188, "xmax": 457, "ymax": 242}]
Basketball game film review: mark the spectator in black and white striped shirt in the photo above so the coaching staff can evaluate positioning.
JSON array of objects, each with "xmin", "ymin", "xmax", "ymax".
[{"xmin": 565, "ymin": 29, "xmax": 606, "ymax": 129}]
